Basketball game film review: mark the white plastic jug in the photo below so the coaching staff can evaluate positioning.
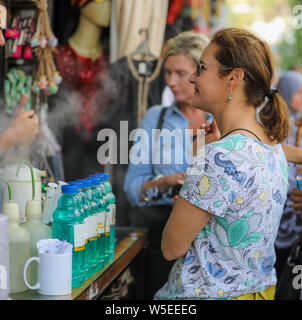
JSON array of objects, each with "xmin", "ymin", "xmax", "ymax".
[
  {"xmin": 4, "ymin": 202, "xmax": 30, "ymax": 294},
  {"xmin": 1, "ymin": 164, "xmax": 46, "ymax": 221},
  {"xmin": 22, "ymin": 200, "xmax": 51, "ymax": 285},
  {"xmin": 1, "ymin": 173, "xmax": 30, "ymax": 294}
]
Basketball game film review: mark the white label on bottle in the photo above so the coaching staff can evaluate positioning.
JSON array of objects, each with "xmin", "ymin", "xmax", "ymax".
[
  {"xmin": 97, "ymin": 210, "xmax": 106, "ymax": 236},
  {"xmin": 106, "ymin": 210, "xmax": 111, "ymax": 234},
  {"xmin": 86, "ymin": 216, "xmax": 93, "ymax": 240},
  {"xmin": 84, "ymin": 217, "xmax": 89, "ymax": 242},
  {"xmin": 74, "ymin": 224, "xmax": 85, "ymax": 251},
  {"xmin": 90, "ymin": 215, "xmax": 98, "ymax": 239},
  {"xmin": 111, "ymin": 204, "xmax": 116, "ymax": 225}
]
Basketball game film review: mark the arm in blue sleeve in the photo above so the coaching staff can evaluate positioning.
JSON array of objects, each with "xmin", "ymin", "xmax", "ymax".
[{"xmin": 123, "ymin": 106, "xmax": 162, "ymax": 207}]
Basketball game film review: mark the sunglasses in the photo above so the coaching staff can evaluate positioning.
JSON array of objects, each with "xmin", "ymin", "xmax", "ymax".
[
  {"xmin": 196, "ymin": 60, "xmax": 249, "ymax": 81},
  {"xmin": 196, "ymin": 61, "xmax": 206, "ymax": 76}
]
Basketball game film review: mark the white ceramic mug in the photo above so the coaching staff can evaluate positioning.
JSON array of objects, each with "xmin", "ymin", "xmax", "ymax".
[{"xmin": 23, "ymin": 251, "xmax": 72, "ymax": 296}]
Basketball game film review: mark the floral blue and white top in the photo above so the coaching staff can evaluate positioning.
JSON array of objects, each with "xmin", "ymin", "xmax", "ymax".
[{"xmin": 155, "ymin": 134, "xmax": 289, "ymax": 300}]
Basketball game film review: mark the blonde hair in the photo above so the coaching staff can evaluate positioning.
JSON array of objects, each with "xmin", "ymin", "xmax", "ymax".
[{"xmin": 163, "ymin": 31, "xmax": 209, "ymax": 63}]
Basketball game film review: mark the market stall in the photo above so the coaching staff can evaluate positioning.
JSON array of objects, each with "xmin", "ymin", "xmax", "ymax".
[{"xmin": 0, "ymin": 0, "xmax": 227, "ymax": 301}]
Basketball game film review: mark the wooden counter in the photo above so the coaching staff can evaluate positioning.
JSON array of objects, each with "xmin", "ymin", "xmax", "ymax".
[{"xmin": 10, "ymin": 227, "xmax": 148, "ymax": 300}]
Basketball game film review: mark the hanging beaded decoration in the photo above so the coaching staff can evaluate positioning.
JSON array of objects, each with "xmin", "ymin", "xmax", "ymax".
[{"xmin": 31, "ymin": 0, "xmax": 62, "ymax": 96}]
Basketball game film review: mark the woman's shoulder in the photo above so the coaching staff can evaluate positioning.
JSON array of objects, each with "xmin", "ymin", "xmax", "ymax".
[
  {"xmin": 196, "ymin": 133, "xmax": 287, "ymax": 178},
  {"xmin": 140, "ymin": 105, "xmax": 169, "ymax": 128},
  {"xmin": 145, "ymin": 105, "xmax": 165, "ymax": 117},
  {"xmin": 205, "ymin": 133, "xmax": 284, "ymax": 157},
  {"xmin": 183, "ymin": 134, "xmax": 288, "ymax": 218}
]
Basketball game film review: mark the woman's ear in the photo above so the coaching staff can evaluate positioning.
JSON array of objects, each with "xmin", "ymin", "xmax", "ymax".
[{"xmin": 228, "ymin": 68, "xmax": 245, "ymax": 90}]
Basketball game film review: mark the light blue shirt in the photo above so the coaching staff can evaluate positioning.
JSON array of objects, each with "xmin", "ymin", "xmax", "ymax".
[{"xmin": 123, "ymin": 104, "xmax": 193, "ymax": 207}]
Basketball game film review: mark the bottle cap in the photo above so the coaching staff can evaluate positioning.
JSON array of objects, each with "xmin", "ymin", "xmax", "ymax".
[
  {"xmin": 90, "ymin": 175, "xmax": 103, "ymax": 183},
  {"xmin": 25, "ymin": 200, "xmax": 42, "ymax": 218},
  {"xmin": 68, "ymin": 181, "xmax": 84, "ymax": 188},
  {"xmin": 77, "ymin": 179, "xmax": 91, "ymax": 188},
  {"xmin": 62, "ymin": 185, "xmax": 78, "ymax": 194},
  {"xmin": 92, "ymin": 174, "xmax": 104, "ymax": 182},
  {"xmin": 103, "ymin": 173, "xmax": 110, "ymax": 180},
  {"xmin": 3, "ymin": 202, "xmax": 20, "ymax": 223},
  {"xmin": 89, "ymin": 177, "xmax": 100, "ymax": 186},
  {"xmin": 58, "ymin": 181, "xmax": 68, "ymax": 187}
]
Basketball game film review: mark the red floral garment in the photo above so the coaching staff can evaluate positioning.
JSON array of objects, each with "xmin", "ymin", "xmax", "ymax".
[
  {"xmin": 56, "ymin": 44, "xmax": 109, "ymax": 139},
  {"xmin": 167, "ymin": 0, "xmax": 185, "ymax": 24}
]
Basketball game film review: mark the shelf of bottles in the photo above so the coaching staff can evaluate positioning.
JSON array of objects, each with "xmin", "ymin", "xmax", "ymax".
[{"xmin": 47, "ymin": 172, "xmax": 116, "ymax": 289}]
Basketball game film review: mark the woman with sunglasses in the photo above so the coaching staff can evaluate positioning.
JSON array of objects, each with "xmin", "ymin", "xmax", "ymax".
[
  {"xmin": 156, "ymin": 28, "xmax": 290, "ymax": 300},
  {"xmin": 123, "ymin": 31, "xmax": 210, "ymax": 299}
]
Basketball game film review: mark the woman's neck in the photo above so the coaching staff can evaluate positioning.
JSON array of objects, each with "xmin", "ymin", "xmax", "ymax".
[
  {"xmin": 213, "ymin": 101, "xmax": 273, "ymax": 144},
  {"xmin": 68, "ymin": 14, "xmax": 102, "ymax": 61},
  {"xmin": 177, "ymin": 101, "xmax": 195, "ymax": 114},
  {"xmin": 214, "ymin": 102, "xmax": 257, "ymax": 134},
  {"xmin": 178, "ymin": 101, "xmax": 206, "ymax": 125}
]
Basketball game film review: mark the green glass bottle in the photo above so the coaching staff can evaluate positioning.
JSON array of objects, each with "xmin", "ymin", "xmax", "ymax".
[
  {"xmin": 94, "ymin": 173, "xmax": 110, "ymax": 265},
  {"xmin": 88, "ymin": 176, "xmax": 107, "ymax": 271},
  {"xmin": 89, "ymin": 175, "xmax": 108, "ymax": 271},
  {"xmin": 52, "ymin": 185, "xmax": 85, "ymax": 288},
  {"xmin": 102, "ymin": 173, "xmax": 116, "ymax": 262},
  {"xmin": 78, "ymin": 179, "xmax": 98, "ymax": 277},
  {"xmin": 108, "ymin": 194, "xmax": 116, "ymax": 262},
  {"xmin": 67, "ymin": 181, "xmax": 87, "ymax": 279},
  {"xmin": 74, "ymin": 180, "xmax": 92, "ymax": 280}
]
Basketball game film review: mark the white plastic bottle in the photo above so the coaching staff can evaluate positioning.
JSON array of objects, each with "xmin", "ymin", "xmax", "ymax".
[
  {"xmin": 0, "ymin": 213, "xmax": 9, "ymax": 299},
  {"xmin": 22, "ymin": 200, "xmax": 51, "ymax": 285},
  {"xmin": 3, "ymin": 202, "xmax": 31, "ymax": 293},
  {"xmin": 42, "ymin": 182, "xmax": 58, "ymax": 224}
]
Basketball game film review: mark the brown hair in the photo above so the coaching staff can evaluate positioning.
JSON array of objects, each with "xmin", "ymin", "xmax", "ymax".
[{"xmin": 211, "ymin": 28, "xmax": 289, "ymax": 143}]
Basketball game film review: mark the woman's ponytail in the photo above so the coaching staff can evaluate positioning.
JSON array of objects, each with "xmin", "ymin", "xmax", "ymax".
[{"xmin": 259, "ymin": 92, "xmax": 289, "ymax": 143}]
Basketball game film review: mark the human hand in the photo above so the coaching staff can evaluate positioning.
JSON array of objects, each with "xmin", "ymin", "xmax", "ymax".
[
  {"xmin": 294, "ymin": 118, "xmax": 302, "ymax": 128},
  {"xmin": 291, "ymin": 187, "xmax": 302, "ymax": 215},
  {"xmin": 1, "ymin": 95, "xmax": 39, "ymax": 149},
  {"xmin": 170, "ymin": 179, "xmax": 184, "ymax": 204},
  {"xmin": 202, "ymin": 119, "xmax": 220, "ymax": 144},
  {"xmin": 159, "ymin": 172, "xmax": 186, "ymax": 192}
]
